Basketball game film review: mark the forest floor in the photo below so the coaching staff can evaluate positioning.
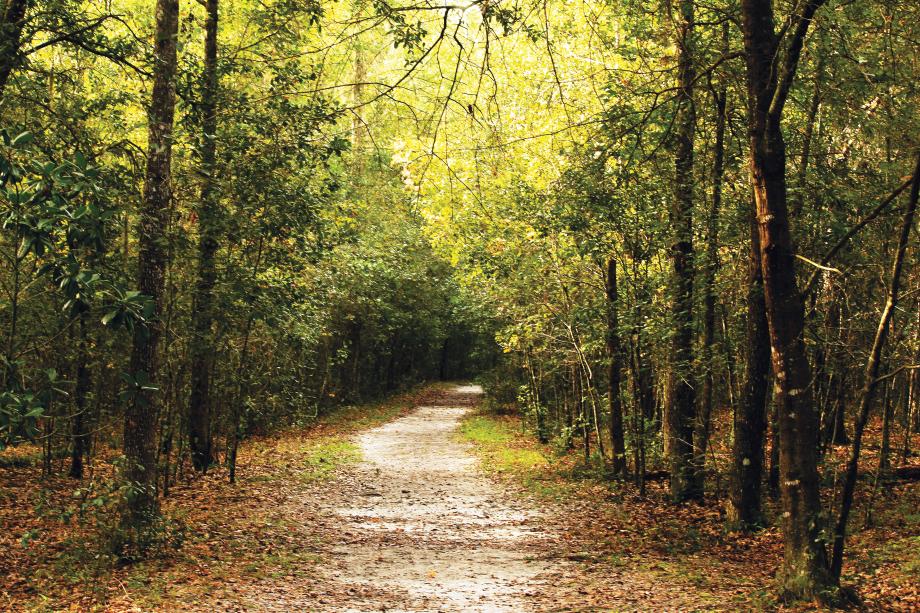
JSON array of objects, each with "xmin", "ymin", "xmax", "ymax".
[{"xmin": 1, "ymin": 383, "xmax": 918, "ymax": 611}]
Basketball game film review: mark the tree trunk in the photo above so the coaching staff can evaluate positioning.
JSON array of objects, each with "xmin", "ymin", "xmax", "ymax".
[
  {"xmin": 228, "ymin": 235, "xmax": 263, "ymax": 484},
  {"xmin": 902, "ymin": 303, "xmax": 920, "ymax": 463},
  {"xmin": 728, "ymin": 212, "xmax": 770, "ymax": 529},
  {"xmin": 666, "ymin": 0, "xmax": 699, "ymax": 503},
  {"xmin": 694, "ymin": 33, "xmax": 728, "ymax": 493},
  {"xmin": 822, "ymin": 285, "xmax": 849, "ymax": 446},
  {"xmin": 879, "ymin": 377, "xmax": 893, "ymax": 472},
  {"xmin": 740, "ymin": 0, "xmax": 835, "ymax": 598},
  {"xmin": 606, "ymin": 256, "xmax": 626, "ymax": 475},
  {"xmin": 439, "ymin": 337, "xmax": 449, "ymax": 380},
  {"xmin": 830, "ymin": 151, "xmax": 920, "ymax": 580},
  {"xmin": 0, "ymin": 0, "xmax": 30, "ymax": 101},
  {"xmin": 188, "ymin": 0, "xmax": 219, "ymax": 473},
  {"xmin": 790, "ymin": 55, "xmax": 822, "ymax": 219},
  {"xmin": 121, "ymin": 0, "xmax": 180, "ymax": 537},
  {"xmin": 352, "ymin": 24, "xmax": 367, "ymax": 156},
  {"xmin": 69, "ymin": 314, "xmax": 91, "ymax": 479}
]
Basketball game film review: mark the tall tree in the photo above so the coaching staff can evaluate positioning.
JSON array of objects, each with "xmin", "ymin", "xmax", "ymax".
[
  {"xmin": 665, "ymin": 0, "xmax": 699, "ymax": 502},
  {"xmin": 739, "ymin": 0, "xmax": 836, "ymax": 599},
  {"xmin": 188, "ymin": 0, "xmax": 219, "ymax": 473},
  {"xmin": 606, "ymin": 255, "xmax": 626, "ymax": 475},
  {"xmin": 728, "ymin": 208, "xmax": 769, "ymax": 529},
  {"xmin": 693, "ymin": 23, "xmax": 729, "ymax": 491},
  {"xmin": 121, "ymin": 0, "xmax": 180, "ymax": 535},
  {"xmin": 68, "ymin": 314, "xmax": 91, "ymax": 479},
  {"xmin": 0, "ymin": 0, "xmax": 30, "ymax": 100}
]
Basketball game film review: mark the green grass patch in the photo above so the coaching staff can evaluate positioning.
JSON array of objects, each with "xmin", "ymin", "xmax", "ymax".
[
  {"xmin": 461, "ymin": 415, "xmax": 513, "ymax": 444},
  {"xmin": 459, "ymin": 412, "xmax": 550, "ymax": 478},
  {"xmin": 496, "ymin": 447, "xmax": 546, "ymax": 469},
  {"xmin": 299, "ymin": 438, "xmax": 361, "ymax": 482}
]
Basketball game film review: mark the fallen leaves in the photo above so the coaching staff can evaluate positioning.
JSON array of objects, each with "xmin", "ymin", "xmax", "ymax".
[{"xmin": 2, "ymin": 384, "xmax": 917, "ymax": 612}]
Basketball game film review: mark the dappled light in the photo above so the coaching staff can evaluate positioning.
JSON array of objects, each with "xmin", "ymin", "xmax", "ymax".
[{"xmin": 0, "ymin": 0, "xmax": 919, "ymax": 610}]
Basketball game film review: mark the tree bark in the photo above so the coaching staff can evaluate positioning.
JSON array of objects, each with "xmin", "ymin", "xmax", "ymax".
[
  {"xmin": 830, "ymin": 151, "xmax": 920, "ymax": 580},
  {"xmin": 728, "ymin": 212, "xmax": 770, "ymax": 530},
  {"xmin": 69, "ymin": 314, "xmax": 91, "ymax": 479},
  {"xmin": 821, "ymin": 284, "xmax": 849, "ymax": 446},
  {"xmin": 121, "ymin": 0, "xmax": 180, "ymax": 535},
  {"xmin": 879, "ymin": 377, "xmax": 893, "ymax": 472},
  {"xmin": 740, "ymin": 0, "xmax": 835, "ymax": 598},
  {"xmin": 694, "ymin": 31, "xmax": 728, "ymax": 493},
  {"xmin": 666, "ymin": 0, "xmax": 699, "ymax": 503},
  {"xmin": 606, "ymin": 256, "xmax": 626, "ymax": 475},
  {"xmin": 0, "ymin": 0, "xmax": 30, "ymax": 101},
  {"xmin": 188, "ymin": 0, "xmax": 219, "ymax": 473}
]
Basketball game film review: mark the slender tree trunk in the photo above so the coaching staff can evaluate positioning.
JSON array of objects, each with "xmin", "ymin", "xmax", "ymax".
[
  {"xmin": 768, "ymin": 401, "xmax": 779, "ymax": 499},
  {"xmin": 879, "ymin": 377, "xmax": 893, "ymax": 472},
  {"xmin": 728, "ymin": 212, "xmax": 770, "ymax": 529},
  {"xmin": 121, "ymin": 0, "xmax": 180, "ymax": 536},
  {"xmin": 830, "ymin": 151, "xmax": 920, "ymax": 580},
  {"xmin": 4, "ymin": 228, "xmax": 21, "ymax": 388},
  {"xmin": 694, "ymin": 34, "xmax": 728, "ymax": 492},
  {"xmin": 902, "ymin": 303, "xmax": 920, "ymax": 463},
  {"xmin": 188, "ymin": 0, "xmax": 219, "ymax": 473},
  {"xmin": 822, "ymin": 285, "xmax": 849, "ymax": 446},
  {"xmin": 439, "ymin": 337, "xmax": 449, "ymax": 380},
  {"xmin": 740, "ymin": 0, "xmax": 835, "ymax": 597},
  {"xmin": 666, "ymin": 0, "xmax": 699, "ymax": 503},
  {"xmin": 352, "ymin": 25, "xmax": 366, "ymax": 156},
  {"xmin": 577, "ymin": 365, "xmax": 589, "ymax": 463},
  {"xmin": 790, "ymin": 56, "xmax": 822, "ymax": 218},
  {"xmin": 228, "ymin": 235, "xmax": 263, "ymax": 484},
  {"xmin": 606, "ymin": 256, "xmax": 626, "ymax": 475},
  {"xmin": 0, "ymin": 0, "xmax": 30, "ymax": 102},
  {"xmin": 69, "ymin": 314, "xmax": 91, "ymax": 479},
  {"xmin": 631, "ymin": 272, "xmax": 656, "ymax": 425}
]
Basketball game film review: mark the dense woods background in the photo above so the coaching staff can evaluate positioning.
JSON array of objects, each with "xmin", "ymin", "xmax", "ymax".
[{"xmin": 0, "ymin": 0, "xmax": 918, "ymax": 608}]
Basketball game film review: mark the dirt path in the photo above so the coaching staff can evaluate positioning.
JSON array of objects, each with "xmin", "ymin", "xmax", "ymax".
[
  {"xmin": 9, "ymin": 384, "xmax": 915, "ymax": 611},
  {"xmin": 319, "ymin": 384, "xmax": 553, "ymax": 611},
  {"xmin": 241, "ymin": 384, "xmax": 710, "ymax": 612}
]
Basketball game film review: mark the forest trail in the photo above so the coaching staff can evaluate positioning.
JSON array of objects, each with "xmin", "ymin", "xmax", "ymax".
[
  {"xmin": 240, "ymin": 384, "xmax": 708, "ymax": 612},
  {"xmin": 322, "ymin": 384, "xmax": 550, "ymax": 611},
  {"xmin": 254, "ymin": 384, "xmax": 557, "ymax": 611}
]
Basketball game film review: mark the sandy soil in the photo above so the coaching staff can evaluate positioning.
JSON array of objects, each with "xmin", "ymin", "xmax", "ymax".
[
  {"xmin": 238, "ymin": 385, "xmax": 710, "ymax": 612},
  {"xmin": 320, "ymin": 384, "xmax": 554, "ymax": 611}
]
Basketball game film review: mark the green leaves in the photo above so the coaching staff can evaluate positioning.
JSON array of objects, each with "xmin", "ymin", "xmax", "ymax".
[
  {"xmin": 99, "ymin": 289, "xmax": 154, "ymax": 330},
  {"xmin": 118, "ymin": 371, "xmax": 160, "ymax": 408},
  {"xmin": 0, "ymin": 391, "xmax": 45, "ymax": 451},
  {"xmin": 9, "ymin": 132, "xmax": 34, "ymax": 148}
]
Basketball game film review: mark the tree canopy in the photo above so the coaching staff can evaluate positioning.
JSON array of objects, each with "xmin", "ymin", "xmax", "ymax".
[{"xmin": 0, "ymin": 0, "xmax": 919, "ymax": 608}]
